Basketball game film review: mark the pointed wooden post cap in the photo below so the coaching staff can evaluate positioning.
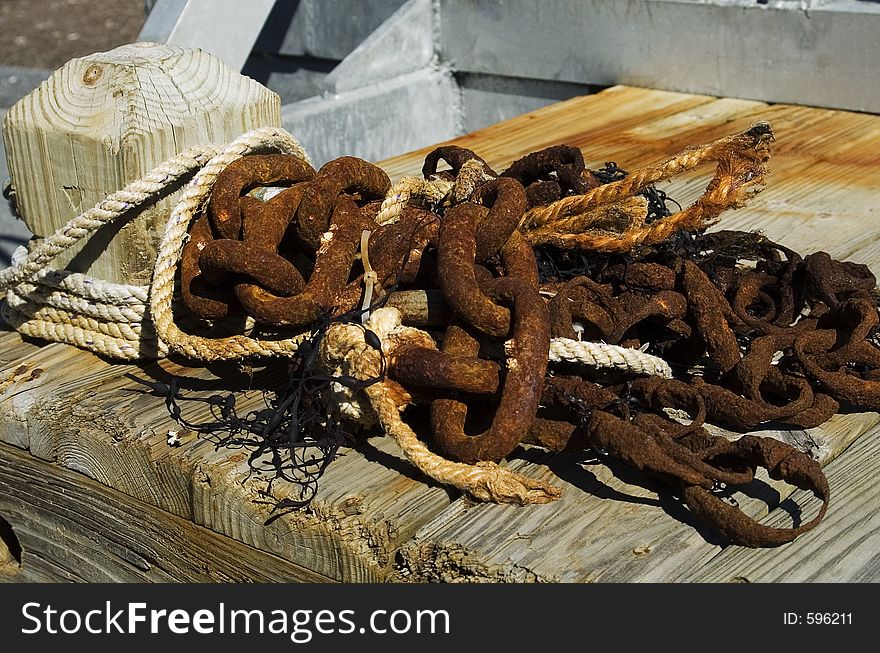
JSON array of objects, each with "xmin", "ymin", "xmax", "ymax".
[{"xmin": 2, "ymin": 42, "xmax": 281, "ymax": 285}]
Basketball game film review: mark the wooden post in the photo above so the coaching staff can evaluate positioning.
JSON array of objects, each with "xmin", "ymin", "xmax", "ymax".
[{"xmin": 2, "ymin": 42, "xmax": 281, "ymax": 286}]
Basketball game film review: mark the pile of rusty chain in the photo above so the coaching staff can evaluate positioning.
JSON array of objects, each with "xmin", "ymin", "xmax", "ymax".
[{"xmin": 178, "ymin": 123, "xmax": 880, "ymax": 547}]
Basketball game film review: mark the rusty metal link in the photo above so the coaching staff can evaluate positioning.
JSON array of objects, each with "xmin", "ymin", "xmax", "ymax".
[
  {"xmin": 424, "ymin": 157, "xmax": 551, "ymax": 462},
  {"xmin": 533, "ymin": 374, "xmax": 829, "ymax": 547},
  {"xmin": 295, "ymin": 156, "xmax": 391, "ymax": 248},
  {"xmin": 801, "ymin": 251, "xmax": 876, "ymax": 309},
  {"xmin": 438, "ymin": 203, "xmax": 512, "ymax": 337},
  {"xmin": 332, "ymin": 206, "xmax": 441, "ymax": 313},
  {"xmin": 233, "ymin": 196, "xmax": 369, "ymax": 326},
  {"xmin": 546, "ymin": 276, "xmax": 687, "ymax": 346},
  {"xmin": 471, "ymin": 177, "xmax": 529, "ymax": 259},
  {"xmin": 422, "ymin": 145, "xmax": 497, "ymax": 181},
  {"xmin": 183, "ymin": 154, "xmax": 420, "ymax": 327},
  {"xmin": 681, "ymin": 435, "xmax": 830, "ymax": 547},
  {"xmin": 732, "ymin": 270, "xmax": 801, "ymax": 335},
  {"xmin": 359, "ymin": 206, "xmax": 439, "ymax": 288},
  {"xmin": 430, "ymin": 278, "xmax": 551, "ymax": 463},
  {"xmin": 208, "ymin": 154, "xmax": 316, "ymax": 240},
  {"xmin": 437, "ymin": 184, "xmax": 538, "ymax": 338},
  {"xmin": 600, "ymin": 261, "xmax": 678, "ymax": 292},
  {"xmin": 391, "ymin": 325, "xmax": 500, "ymax": 395},
  {"xmin": 501, "ymin": 144, "xmax": 599, "ymax": 204},
  {"xmin": 181, "ymin": 211, "xmax": 236, "ymax": 320},
  {"xmin": 607, "ymin": 290, "xmax": 688, "ymax": 345},
  {"xmin": 547, "ymin": 276, "xmax": 615, "ymax": 340},
  {"xmin": 794, "ymin": 296, "xmax": 880, "ymax": 410},
  {"xmin": 200, "ymin": 238, "xmax": 305, "ymax": 298},
  {"xmin": 681, "ymin": 259, "xmax": 742, "ymax": 374},
  {"xmin": 200, "ymin": 186, "xmax": 310, "ymax": 299},
  {"xmin": 536, "ymin": 375, "xmax": 714, "ymax": 487}
]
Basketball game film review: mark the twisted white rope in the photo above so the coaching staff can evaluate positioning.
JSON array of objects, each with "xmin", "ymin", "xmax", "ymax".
[
  {"xmin": 5, "ymin": 293, "xmax": 144, "ymax": 340},
  {"xmin": 6, "ymin": 284, "xmax": 143, "ymax": 322},
  {"xmin": 1, "ymin": 301, "xmax": 162, "ymax": 359},
  {"xmin": 149, "ymin": 128, "xmax": 314, "ymax": 361},
  {"xmin": 375, "ymin": 176, "xmax": 452, "ymax": 225},
  {"xmin": 0, "ymin": 147, "xmax": 217, "ymax": 290},
  {"xmin": 10, "ymin": 254, "xmax": 149, "ymax": 306},
  {"xmin": 547, "ymin": 337, "xmax": 673, "ymax": 378}
]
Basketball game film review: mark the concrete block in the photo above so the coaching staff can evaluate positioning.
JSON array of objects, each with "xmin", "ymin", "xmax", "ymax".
[
  {"xmin": 458, "ymin": 73, "xmax": 594, "ymax": 133},
  {"xmin": 325, "ymin": 0, "xmax": 436, "ymax": 93},
  {"xmin": 438, "ymin": 0, "xmax": 880, "ymax": 113},
  {"xmin": 277, "ymin": 0, "xmax": 408, "ymax": 60},
  {"xmin": 282, "ymin": 67, "xmax": 460, "ymax": 167}
]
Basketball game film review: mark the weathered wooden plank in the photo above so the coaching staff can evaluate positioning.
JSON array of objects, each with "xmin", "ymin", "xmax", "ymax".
[
  {"xmin": 184, "ymin": 433, "xmax": 454, "ymax": 582},
  {"xmin": 390, "ymin": 87, "xmax": 880, "ymax": 582},
  {"xmin": 0, "ymin": 339, "xmax": 454, "ymax": 581},
  {"xmin": 0, "ymin": 340, "xmax": 123, "ymax": 451},
  {"xmin": 684, "ymin": 424, "xmax": 880, "ymax": 583},
  {"xmin": 394, "ymin": 412, "xmax": 878, "ymax": 583},
  {"xmin": 0, "ymin": 441, "xmax": 331, "ymax": 583},
  {"xmin": 0, "ymin": 323, "xmax": 44, "ymax": 449}
]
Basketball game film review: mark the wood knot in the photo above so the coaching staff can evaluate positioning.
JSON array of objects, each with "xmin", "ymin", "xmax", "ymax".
[
  {"xmin": 341, "ymin": 495, "xmax": 364, "ymax": 516},
  {"xmin": 82, "ymin": 64, "xmax": 103, "ymax": 86}
]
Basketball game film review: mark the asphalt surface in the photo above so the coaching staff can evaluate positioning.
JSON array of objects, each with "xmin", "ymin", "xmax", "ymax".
[
  {"xmin": 0, "ymin": 1, "xmax": 146, "ymax": 266},
  {"xmin": 0, "ymin": 0, "xmax": 145, "ymax": 70}
]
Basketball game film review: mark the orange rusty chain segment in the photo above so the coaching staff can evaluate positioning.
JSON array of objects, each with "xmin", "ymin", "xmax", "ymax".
[{"xmin": 172, "ymin": 121, "xmax": 880, "ymax": 547}]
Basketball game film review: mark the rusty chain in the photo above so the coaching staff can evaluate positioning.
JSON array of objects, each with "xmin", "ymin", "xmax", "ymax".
[{"xmin": 177, "ymin": 125, "xmax": 880, "ymax": 547}]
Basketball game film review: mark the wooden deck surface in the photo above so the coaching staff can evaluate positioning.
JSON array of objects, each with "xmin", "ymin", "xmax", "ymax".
[{"xmin": 2, "ymin": 85, "xmax": 880, "ymax": 583}]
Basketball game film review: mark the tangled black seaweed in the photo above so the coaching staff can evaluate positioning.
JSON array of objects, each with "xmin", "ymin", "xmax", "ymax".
[
  {"xmin": 534, "ymin": 162, "xmax": 681, "ymax": 283},
  {"xmin": 593, "ymin": 161, "xmax": 681, "ymax": 224},
  {"xmin": 128, "ymin": 311, "xmax": 389, "ymax": 522}
]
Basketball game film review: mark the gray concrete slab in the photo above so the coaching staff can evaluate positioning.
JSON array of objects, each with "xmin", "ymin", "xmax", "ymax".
[
  {"xmin": 0, "ymin": 65, "xmax": 45, "ymax": 269},
  {"xmin": 325, "ymin": 0, "xmax": 435, "ymax": 94},
  {"xmin": 282, "ymin": 66, "xmax": 460, "ymax": 167},
  {"xmin": 439, "ymin": 0, "xmax": 880, "ymax": 113},
  {"xmin": 274, "ymin": 0, "xmax": 407, "ymax": 60}
]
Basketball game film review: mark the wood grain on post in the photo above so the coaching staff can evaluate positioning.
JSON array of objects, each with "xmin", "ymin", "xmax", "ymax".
[{"xmin": 1, "ymin": 42, "xmax": 281, "ymax": 286}]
